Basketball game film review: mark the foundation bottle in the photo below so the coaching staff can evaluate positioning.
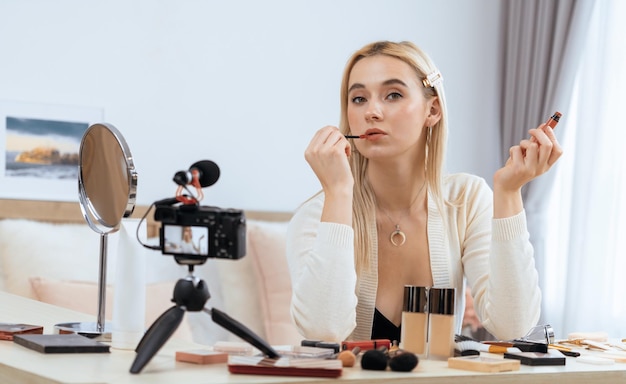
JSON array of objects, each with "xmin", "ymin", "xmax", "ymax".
[
  {"xmin": 399, "ymin": 286, "xmax": 429, "ymax": 356},
  {"xmin": 428, "ymin": 288, "xmax": 456, "ymax": 358}
]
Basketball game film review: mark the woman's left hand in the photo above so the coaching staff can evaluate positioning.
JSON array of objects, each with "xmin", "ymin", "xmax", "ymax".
[
  {"xmin": 494, "ymin": 123, "xmax": 563, "ymax": 193},
  {"xmin": 492, "ymin": 123, "xmax": 563, "ymax": 218}
]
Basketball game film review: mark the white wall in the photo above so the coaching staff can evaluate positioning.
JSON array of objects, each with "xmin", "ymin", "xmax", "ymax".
[{"xmin": 0, "ymin": 0, "xmax": 502, "ymax": 212}]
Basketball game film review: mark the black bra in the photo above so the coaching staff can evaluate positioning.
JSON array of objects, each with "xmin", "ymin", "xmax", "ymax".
[{"xmin": 371, "ymin": 308, "xmax": 401, "ymax": 343}]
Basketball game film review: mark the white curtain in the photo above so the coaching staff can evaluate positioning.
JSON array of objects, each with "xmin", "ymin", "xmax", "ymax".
[
  {"xmin": 499, "ymin": 0, "xmax": 596, "ymax": 339},
  {"xmin": 543, "ymin": 0, "xmax": 626, "ymax": 338}
]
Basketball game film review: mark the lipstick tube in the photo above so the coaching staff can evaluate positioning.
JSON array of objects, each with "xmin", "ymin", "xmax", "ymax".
[
  {"xmin": 341, "ymin": 339, "xmax": 391, "ymax": 352},
  {"xmin": 545, "ymin": 112, "xmax": 562, "ymax": 129}
]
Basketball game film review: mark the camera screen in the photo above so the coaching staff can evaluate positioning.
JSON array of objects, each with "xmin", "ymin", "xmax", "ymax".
[{"xmin": 162, "ymin": 225, "xmax": 209, "ymax": 257}]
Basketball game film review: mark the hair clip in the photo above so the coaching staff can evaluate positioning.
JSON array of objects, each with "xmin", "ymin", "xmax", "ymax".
[{"xmin": 422, "ymin": 70, "xmax": 443, "ymax": 88}]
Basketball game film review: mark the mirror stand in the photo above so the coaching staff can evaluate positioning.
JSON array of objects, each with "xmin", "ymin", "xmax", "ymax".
[
  {"xmin": 54, "ymin": 123, "xmax": 137, "ymax": 341},
  {"xmin": 96, "ymin": 233, "xmax": 108, "ymax": 333},
  {"xmin": 54, "ymin": 204, "xmax": 114, "ymax": 339}
]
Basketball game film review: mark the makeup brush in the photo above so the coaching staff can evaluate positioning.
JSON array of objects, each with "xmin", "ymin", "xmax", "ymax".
[
  {"xmin": 548, "ymin": 344, "xmax": 580, "ymax": 358},
  {"xmin": 360, "ymin": 347, "xmax": 389, "ymax": 371},
  {"xmin": 388, "ymin": 350, "xmax": 419, "ymax": 372},
  {"xmin": 458, "ymin": 331, "xmax": 549, "ymax": 353},
  {"xmin": 455, "ymin": 340, "xmax": 522, "ymax": 354}
]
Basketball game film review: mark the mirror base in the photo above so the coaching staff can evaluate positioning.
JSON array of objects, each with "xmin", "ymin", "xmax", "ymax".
[{"xmin": 54, "ymin": 322, "xmax": 112, "ymax": 342}]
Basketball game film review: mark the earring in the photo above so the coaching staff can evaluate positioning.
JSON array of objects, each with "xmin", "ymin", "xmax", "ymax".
[{"xmin": 425, "ymin": 126, "xmax": 432, "ymax": 173}]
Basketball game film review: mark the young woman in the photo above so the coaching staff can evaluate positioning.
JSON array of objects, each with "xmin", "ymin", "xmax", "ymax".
[
  {"xmin": 179, "ymin": 226, "xmax": 202, "ymax": 255},
  {"xmin": 286, "ymin": 41, "xmax": 562, "ymax": 343}
]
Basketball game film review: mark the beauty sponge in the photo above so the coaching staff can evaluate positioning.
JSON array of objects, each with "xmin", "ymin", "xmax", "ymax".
[{"xmin": 337, "ymin": 346, "xmax": 360, "ymax": 367}]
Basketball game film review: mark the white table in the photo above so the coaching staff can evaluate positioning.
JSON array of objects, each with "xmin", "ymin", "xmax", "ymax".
[{"xmin": 1, "ymin": 291, "xmax": 625, "ymax": 383}]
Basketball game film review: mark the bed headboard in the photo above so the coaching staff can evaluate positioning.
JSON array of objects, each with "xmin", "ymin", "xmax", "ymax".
[{"xmin": 0, "ymin": 199, "xmax": 292, "ymax": 238}]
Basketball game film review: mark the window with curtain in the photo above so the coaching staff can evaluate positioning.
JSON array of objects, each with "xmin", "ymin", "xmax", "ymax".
[{"xmin": 543, "ymin": 0, "xmax": 626, "ymax": 338}]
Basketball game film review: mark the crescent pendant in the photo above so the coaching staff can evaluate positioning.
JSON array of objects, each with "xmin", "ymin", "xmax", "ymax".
[{"xmin": 390, "ymin": 227, "xmax": 406, "ymax": 247}]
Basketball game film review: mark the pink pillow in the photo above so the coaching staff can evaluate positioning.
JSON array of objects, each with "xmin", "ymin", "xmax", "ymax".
[
  {"xmin": 245, "ymin": 221, "xmax": 301, "ymax": 345},
  {"xmin": 0, "ymin": 220, "xmax": 98, "ymax": 298},
  {"xmin": 29, "ymin": 277, "xmax": 193, "ymax": 341}
]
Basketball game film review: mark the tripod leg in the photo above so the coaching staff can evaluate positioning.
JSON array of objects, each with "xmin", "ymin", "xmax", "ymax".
[
  {"xmin": 209, "ymin": 307, "xmax": 280, "ymax": 358},
  {"xmin": 130, "ymin": 306, "xmax": 185, "ymax": 374}
]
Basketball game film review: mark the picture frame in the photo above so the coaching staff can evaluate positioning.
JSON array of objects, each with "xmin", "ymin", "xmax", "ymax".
[{"xmin": 0, "ymin": 101, "xmax": 103, "ymax": 202}]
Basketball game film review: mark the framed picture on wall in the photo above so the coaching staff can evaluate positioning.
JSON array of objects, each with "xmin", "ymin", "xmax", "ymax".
[{"xmin": 0, "ymin": 101, "xmax": 103, "ymax": 202}]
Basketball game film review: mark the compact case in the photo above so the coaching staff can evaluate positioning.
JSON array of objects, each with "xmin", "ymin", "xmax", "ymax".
[
  {"xmin": 503, "ymin": 351, "xmax": 566, "ymax": 366},
  {"xmin": 0, "ymin": 323, "xmax": 43, "ymax": 341}
]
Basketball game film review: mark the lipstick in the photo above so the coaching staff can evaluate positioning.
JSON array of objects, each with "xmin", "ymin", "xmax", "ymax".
[
  {"xmin": 545, "ymin": 112, "xmax": 562, "ymax": 129},
  {"xmin": 345, "ymin": 135, "xmax": 365, "ymax": 139},
  {"xmin": 529, "ymin": 111, "xmax": 562, "ymax": 145},
  {"xmin": 341, "ymin": 339, "xmax": 391, "ymax": 352}
]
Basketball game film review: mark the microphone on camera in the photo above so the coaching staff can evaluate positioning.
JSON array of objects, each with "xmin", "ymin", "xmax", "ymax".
[{"xmin": 173, "ymin": 160, "xmax": 220, "ymax": 188}]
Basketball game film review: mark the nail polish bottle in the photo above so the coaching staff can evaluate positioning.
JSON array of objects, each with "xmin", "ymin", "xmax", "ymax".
[
  {"xmin": 428, "ymin": 287, "xmax": 456, "ymax": 359},
  {"xmin": 400, "ymin": 286, "xmax": 429, "ymax": 357}
]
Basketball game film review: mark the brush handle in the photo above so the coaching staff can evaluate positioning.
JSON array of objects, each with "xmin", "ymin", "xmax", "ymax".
[
  {"xmin": 483, "ymin": 341, "xmax": 515, "ymax": 347},
  {"xmin": 456, "ymin": 340, "xmax": 521, "ymax": 354},
  {"xmin": 487, "ymin": 345, "xmax": 512, "ymax": 354}
]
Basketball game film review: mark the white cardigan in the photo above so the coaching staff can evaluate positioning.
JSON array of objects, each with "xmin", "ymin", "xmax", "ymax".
[{"xmin": 286, "ymin": 173, "xmax": 541, "ymax": 342}]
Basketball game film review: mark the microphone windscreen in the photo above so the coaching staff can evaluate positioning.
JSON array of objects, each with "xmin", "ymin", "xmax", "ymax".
[
  {"xmin": 190, "ymin": 160, "xmax": 220, "ymax": 187},
  {"xmin": 388, "ymin": 352, "xmax": 418, "ymax": 372},
  {"xmin": 360, "ymin": 349, "xmax": 388, "ymax": 371},
  {"xmin": 173, "ymin": 171, "xmax": 191, "ymax": 186}
]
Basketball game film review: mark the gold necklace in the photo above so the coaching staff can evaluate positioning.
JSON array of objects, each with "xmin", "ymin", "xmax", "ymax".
[{"xmin": 378, "ymin": 180, "xmax": 427, "ymax": 247}]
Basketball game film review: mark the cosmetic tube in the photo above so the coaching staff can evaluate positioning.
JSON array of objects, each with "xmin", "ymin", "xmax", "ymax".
[
  {"xmin": 428, "ymin": 288, "xmax": 456, "ymax": 359},
  {"xmin": 400, "ymin": 286, "xmax": 429, "ymax": 356}
]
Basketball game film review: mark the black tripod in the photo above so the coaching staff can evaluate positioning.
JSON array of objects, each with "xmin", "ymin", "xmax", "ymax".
[{"xmin": 130, "ymin": 266, "xmax": 280, "ymax": 374}]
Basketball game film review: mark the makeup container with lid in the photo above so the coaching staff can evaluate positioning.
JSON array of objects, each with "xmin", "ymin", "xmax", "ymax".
[
  {"xmin": 400, "ymin": 286, "xmax": 429, "ymax": 356},
  {"xmin": 112, "ymin": 218, "xmax": 147, "ymax": 350},
  {"xmin": 428, "ymin": 287, "xmax": 456, "ymax": 358}
]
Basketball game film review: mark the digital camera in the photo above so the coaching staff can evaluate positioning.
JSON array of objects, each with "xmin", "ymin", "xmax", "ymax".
[{"xmin": 154, "ymin": 202, "xmax": 246, "ymax": 265}]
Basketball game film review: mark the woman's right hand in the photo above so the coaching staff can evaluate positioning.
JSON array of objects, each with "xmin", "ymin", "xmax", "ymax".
[
  {"xmin": 304, "ymin": 126, "xmax": 354, "ymax": 194},
  {"xmin": 304, "ymin": 126, "xmax": 354, "ymax": 225}
]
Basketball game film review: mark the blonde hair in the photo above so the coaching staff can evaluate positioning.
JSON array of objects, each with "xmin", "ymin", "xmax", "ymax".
[{"xmin": 339, "ymin": 41, "xmax": 449, "ymax": 273}]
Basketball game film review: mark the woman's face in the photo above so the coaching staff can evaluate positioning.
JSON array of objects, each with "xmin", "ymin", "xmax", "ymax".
[{"xmin": 347, "ymin": 55, "xmax": 433, "ymax": 161}]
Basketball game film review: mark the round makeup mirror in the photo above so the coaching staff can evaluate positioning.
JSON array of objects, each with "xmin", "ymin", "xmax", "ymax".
[
  {"xmin": 78, "ymin": 123, "xmax": 137, "ymax": 232},
  {"xmin": 55, "ymin": 123, "xmax": 137, "ymax": 339}
]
